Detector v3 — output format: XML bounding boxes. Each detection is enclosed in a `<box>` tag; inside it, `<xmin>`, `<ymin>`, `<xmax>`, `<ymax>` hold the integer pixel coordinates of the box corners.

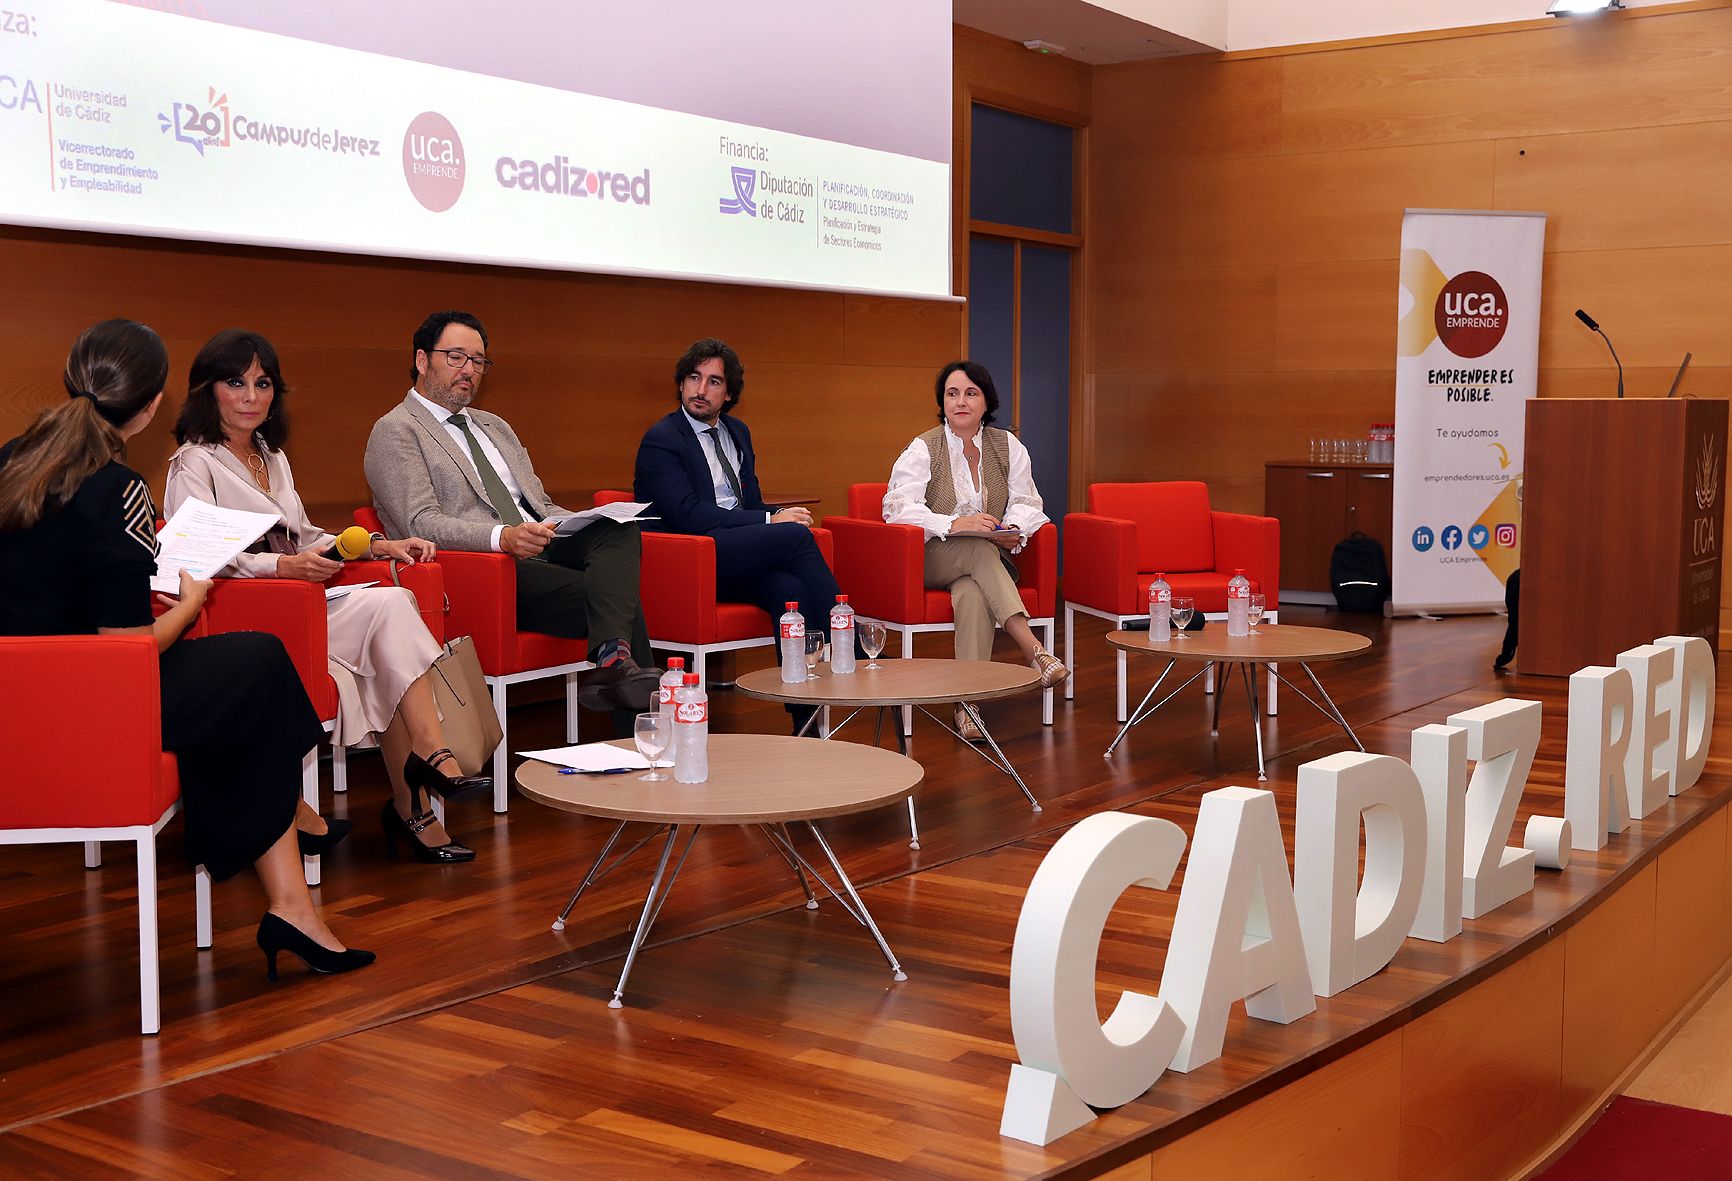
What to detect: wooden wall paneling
<box><xmin>1146</xmin><ymin>1031</ymin><xmax>1403</xmax><ymax>1180</ymax></box>
<box><xmin>1089</xmin><ymin>370</ymin><xmax>1396</xmax><ymax>515</ymax></box>
<box><xmin>1092</xmin><ymin>138</ymin><xmax>1496</xmax><ymax>273</ymax></box>
<box><xmin>1090</xmin><ymin>56</ymin><xmax>1284</xmax><ymax>162</ymax></box>
<box><xmin>842</xmin><ymin>294</ymin><xmax>964</xmax><ymax>369</ymax></box>
<box><xmin>1278</xmin><ymin>9</ymin><xmax>1732</xmax><ymax>153</ymax></box>
<box><xmin>1397</xmin><ymin>937</ymin><xmax>1566</xmax><ymax>1181</ymax></box>
<box><xmin>1536</xmin><ymin>245</ymin><xmax>1732</xmax><ymax>371</ymax></box>
<box><xmin>1559</xmin><ymin>861</ymin><xmax>1663</xmax><ymax>1125</ymax></box>
<box><xmin>1090</xmin><ymin>263</ymin><xmax>1279</xmax><ymax>374</ymax></box>
<box><xmin>1492</xmin><ymin>122</ymin><xmax>1732</xmax><ymax>256</ymax></box>
<box><xmin>1273</xmin><ymin>259</ymin><xmax>1398</xmax><ymax>372</ymax></box>
<box><xmin>1653</xmin><ymin>806</ymin><xmax>1731</xmax><ymax>1020</ymax></box>
<box><xmin>953</xmin><ymin>26</ymin><xmax>1092</xmax><ymax>128</ymax></box>
<box><xmin>1539</xmin><ymin>366</ymin><xmax>1732</xmax><ymax>402</ymax></box>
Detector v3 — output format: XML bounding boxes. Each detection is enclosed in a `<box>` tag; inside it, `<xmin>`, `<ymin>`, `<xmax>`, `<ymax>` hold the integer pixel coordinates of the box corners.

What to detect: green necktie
<box><xmin>704</xmin><ymin>426</ymin><xmax>746</xmax><ymax>504</ymax></box>
<box><xmin>449</xmin><ymin>414</ymin><xmax>524</xmax><ymax>526</ymax></box>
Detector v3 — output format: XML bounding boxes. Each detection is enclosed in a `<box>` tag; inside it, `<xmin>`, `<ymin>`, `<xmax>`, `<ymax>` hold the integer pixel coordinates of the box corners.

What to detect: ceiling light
<box><xmin>1547</xmin><ymin>0</ymin><xmax>1624</xmax><ymax>15</ymax></box>
<box><xmin>1022</xmin><ymin>39</ymin><xmax>1066</xmax><ymax>55</ymax></box>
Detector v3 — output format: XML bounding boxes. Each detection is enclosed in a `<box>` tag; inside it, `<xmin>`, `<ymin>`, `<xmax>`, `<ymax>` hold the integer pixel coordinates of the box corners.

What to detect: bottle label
<box><xmin>660</xmin><ymin>685</ymin><xmax>676</xmax><ymax>705</ymax></box>
<box><xmin>830</xmin><ymin>613</ymin><xmax>853</xmax><ymax>632</ymax></box>
<box><xmin>676</xmin><ymin>700</ymin><xmax>708</xmax><ymax>724</ymax></box>
<box><xmin>1229</xmin><ymin>583</ymin><xmax>1249</xmax><ymax>600</ymax></box>
<box><xmin>1152</xmin><ymin>587</ymin><xmax>1171</xmax><ymax>604</ymax></box>
<box><xmin>780</xmin><ymin>620</ymin><xmax>805</xmax><ymax>640</ymax></box>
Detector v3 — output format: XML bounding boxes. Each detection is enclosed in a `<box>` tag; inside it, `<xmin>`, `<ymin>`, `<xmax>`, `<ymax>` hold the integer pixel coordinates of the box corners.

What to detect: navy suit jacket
<box><xmin>634</xmin><ymin>411</ymin><xmax>768</xmax><ymax>535</ymax></box>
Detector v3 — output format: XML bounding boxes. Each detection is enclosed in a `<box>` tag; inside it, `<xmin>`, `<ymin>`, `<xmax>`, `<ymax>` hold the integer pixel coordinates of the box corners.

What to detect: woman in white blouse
<box><xmin>882</xmin><ymin>361</ymin><xmax>1068</xmax><ymax>740</ymax></box>
<box><xmin>165</xmin><ymin>329</ymin><xmax>486</xmax><ymax>864</ymax></box>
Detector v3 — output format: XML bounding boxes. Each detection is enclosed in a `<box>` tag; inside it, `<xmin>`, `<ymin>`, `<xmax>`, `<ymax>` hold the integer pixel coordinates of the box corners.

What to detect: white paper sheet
<box><xmin>547</xmin><ymin>502</ymin><xmax>658</xmax><ymax>536</ymax></box>
<box><xmin>325</xmin><ymin>581</ymin><xmax>379</xmax><ymax>602</ymax></box>
<box><xmin>151</xmin><ymin>497</ymin><xmax>281</xmax><ymax>593</ymax></box>
<box><xmin>517</xmin><ymin>743</ymin><xmax>655</xmax><ymax>771</ymax></box>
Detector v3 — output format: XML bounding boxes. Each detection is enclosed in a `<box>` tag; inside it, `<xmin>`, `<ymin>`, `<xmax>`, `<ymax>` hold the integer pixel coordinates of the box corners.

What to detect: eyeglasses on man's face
<box><xmin>430</xmin><ymin>348</ymin><xmax>494</xmax><ymax>373</ymax></box>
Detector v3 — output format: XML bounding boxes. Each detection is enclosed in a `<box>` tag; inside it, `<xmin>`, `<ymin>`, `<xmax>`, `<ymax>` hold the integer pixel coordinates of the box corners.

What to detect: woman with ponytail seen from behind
<box><xmin>0</xmin><ymin>319</ymin><xmax>374</xmax><ymax>983</ymax></box>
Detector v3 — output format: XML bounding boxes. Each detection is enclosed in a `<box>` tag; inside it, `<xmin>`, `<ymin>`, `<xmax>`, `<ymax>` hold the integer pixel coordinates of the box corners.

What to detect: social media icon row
<box><xmin>1412</xmin><ymin>523</ymin><xmax>1518</xmax><ymax>552</ymax></box>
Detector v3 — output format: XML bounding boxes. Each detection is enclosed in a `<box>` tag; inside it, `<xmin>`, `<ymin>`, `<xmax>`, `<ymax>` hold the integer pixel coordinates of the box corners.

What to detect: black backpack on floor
<box><xmin>1330</xmin><ymin>533</ymin><xmax>1389</xmax><ymax>613</ymax></box>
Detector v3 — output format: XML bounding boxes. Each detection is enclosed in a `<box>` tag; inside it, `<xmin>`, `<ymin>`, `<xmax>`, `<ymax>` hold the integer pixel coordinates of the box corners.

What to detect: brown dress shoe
<box><xmin>577</xmin><ymin>655</ymin><xmax>662</xmax><ymax>712</ymax></box>
<box><xmin>1032</xmin><ymin>648</ymin><xmax>1069</xmax><ymax>688</ymax></box>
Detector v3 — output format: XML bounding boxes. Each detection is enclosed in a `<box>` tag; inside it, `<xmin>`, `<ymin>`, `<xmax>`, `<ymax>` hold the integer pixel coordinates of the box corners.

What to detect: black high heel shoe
<box><xmin>405</xmin><ymin>749</ymin><xmax>492</xmax><ymax>802</ymax></box>
<box><xmin>296</xmin><ymin>816</ymin><xmax>353</xmax><ymax>857</ymax></box>
<box><xmin>256</xmin><ymin>913</ymin><xmax>375</xmax><ymax>981</ymax></box>
<box><xmin>380</xmin><ymin>799</ymin><xmax>476</xmax><ymax>863</ymax></box>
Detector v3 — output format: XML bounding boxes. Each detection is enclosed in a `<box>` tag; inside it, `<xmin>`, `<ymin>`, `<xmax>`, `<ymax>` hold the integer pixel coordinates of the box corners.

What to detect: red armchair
<box><xmin>199</xmin><ymin>557</ymin><xmax>446</xmax><ymax>875</ymax></box>
<box><xmin>594</xmin><ymin>491</ymin><xmax>835</xmax><ymax>682</ymax></box>
<box><xmin>356</xmin><ymin>507</ymin><xmax>590</xmax><ymax>813</ymax></box>
<box><xmin>0</xmin><ymin>635</ymin><xmax>213</xmax><ymax>1034</ymax></box>
<box><xmin>1064</xmin><ymin>482</ymin><xmax>1280</xmax><ymax>720</ymax></box>
<box><xmin>826</xmin><ymin>483</ymin><xmax>1060</xmax><ymax>728</ymax></box>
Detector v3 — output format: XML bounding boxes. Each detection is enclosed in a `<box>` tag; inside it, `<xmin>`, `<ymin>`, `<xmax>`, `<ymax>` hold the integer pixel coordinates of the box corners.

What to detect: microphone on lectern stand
<box><xmin>1574</xmin><ymin>308</ymin><xmax>1624</xmax><ymax>399</ymax></box>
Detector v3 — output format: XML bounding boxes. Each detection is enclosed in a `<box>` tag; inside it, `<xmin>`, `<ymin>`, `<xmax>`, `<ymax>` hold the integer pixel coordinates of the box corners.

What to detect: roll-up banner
<box><xmin>1391</xmin><ymin>209</ymin><xmax>1546</xmax><ymax>616</ymax></box>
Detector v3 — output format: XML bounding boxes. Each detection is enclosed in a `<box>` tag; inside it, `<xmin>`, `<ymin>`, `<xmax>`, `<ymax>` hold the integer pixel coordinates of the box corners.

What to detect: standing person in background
<box><xmin>882</xmin><ymin>360</ymin><xmax>1067</xmax><ymax>740</ymax></box>
<box><xmin>166</xmin><ymin>328</ymin><xmax>488</xmax><ymax>865</ymax></box>
<box><xmin>0</xmin><ymin>319</ymin><xmax>373</xmax><ymax>980</ymax></box>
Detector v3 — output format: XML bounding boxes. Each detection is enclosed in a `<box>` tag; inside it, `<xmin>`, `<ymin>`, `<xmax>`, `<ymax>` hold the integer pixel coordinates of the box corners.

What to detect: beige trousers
<box><xmin>923</xmin><ymin>537</ymin><xmax>1028</xmax><ymax>662</ymax></box>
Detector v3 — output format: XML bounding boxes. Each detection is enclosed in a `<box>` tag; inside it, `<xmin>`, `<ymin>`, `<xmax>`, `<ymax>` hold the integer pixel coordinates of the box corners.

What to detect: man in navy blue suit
<box><xmin>633</xmin><ymin>338</ymin><xmax>845</xmax><ymax>681</ymax></box>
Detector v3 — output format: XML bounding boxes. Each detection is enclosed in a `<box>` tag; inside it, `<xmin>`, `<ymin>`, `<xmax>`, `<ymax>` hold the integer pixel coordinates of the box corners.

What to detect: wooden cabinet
<box><xmin>1264</xmin><ymin>462</ymin><xmax>1394</xmax><ymax>596</ymax></box>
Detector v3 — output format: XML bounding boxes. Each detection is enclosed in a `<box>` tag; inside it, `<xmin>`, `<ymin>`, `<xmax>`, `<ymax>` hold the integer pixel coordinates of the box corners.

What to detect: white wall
<box><xmin>1222</xmin><ymin>0</ymin><xmax>1674</xmax><ymax>52</ymax></box>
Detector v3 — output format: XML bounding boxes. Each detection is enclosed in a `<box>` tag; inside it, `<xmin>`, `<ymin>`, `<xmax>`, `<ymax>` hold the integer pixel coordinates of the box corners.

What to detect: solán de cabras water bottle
<box><xmin>779</xmin><ymin>601</ymin><xmax>807</xmax><ymax>683</ymax></box>
<box><xmin>658</xmin><ymin>656</ymin><xmax>686</xmax><ymax>730</ymax></box>
<box><xmin>673</xmin><ymin>672</ymin><xmax>708</xmax><ymax>783</ymax></box>
<box><xmin>1227</xmin><ymin>569</ymin><xmax>1251</xmax><ymax>637</ymax></box>
<box><xmin>829</xmin><ymin>594</ymin><xmax>856</xmax><ymax>675</ymax></box>
<box><xmin>1149</xmin><ymin>572</ymin><xmax>1173</xmax><ymax>642</ymax></box>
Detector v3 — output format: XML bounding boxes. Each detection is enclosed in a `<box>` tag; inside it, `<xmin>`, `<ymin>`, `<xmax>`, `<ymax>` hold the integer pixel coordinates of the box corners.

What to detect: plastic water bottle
<box><xmin>829</xmin><ymin>594</ymin><xmax>856</xmax><ymax>675</ymax></box>
<box><xmin>779</xmin><ymin>600</ymin><xmax>807</xmax><ymax>683</ymax></box>
<box><xmin>673</xmin><ymin>672</ymin><xmax>708</xmax><ymax>783</ymax></box>
<box><xmin>1149</xmin><ymin>572</ymin><xmax>1172</xmax><ymax>642</ymax></box>
<box><xmin>658</xmin><ymin>656</ymin><xmax>686</xmax><ymax>730</ymax></box>
<box><xmin>1227</xmin><ymin>569</ymin><xmax>1251</xmax><ymax>637</ymax></box>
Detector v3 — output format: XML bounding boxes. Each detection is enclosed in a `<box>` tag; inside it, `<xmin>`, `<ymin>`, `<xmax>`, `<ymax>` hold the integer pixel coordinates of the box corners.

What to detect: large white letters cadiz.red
<box><xmin>1448</xmin><ymin>699</ymin><xmax>1541</xmax><ymax>919</ymax></box>
<box><xmin>1160</xmin><ymin>787</ymin><xmax>1314</xmax><ymax>1072</ymax></box>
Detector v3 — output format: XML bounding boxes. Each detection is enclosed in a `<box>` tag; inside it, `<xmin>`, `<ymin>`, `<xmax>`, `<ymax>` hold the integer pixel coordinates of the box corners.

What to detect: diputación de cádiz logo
<box><xmin>719</xmin><ymin>165</ymin><xmax>757</xmax><ymax>216</ymax></box>
<box><xmin>1398</xmin><ymin>250</ymin><xmax>1510</xmax><ymax>359</ymax></box>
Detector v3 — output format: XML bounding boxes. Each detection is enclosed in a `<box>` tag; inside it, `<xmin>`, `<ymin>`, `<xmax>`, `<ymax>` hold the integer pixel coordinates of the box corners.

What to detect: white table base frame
<box><xmin>1064</xmin><ymin>603</ymin><xmax>1279</xmax><ymax>721</ymax></box>
<box><xmin>1105</xmin><ymin>658</ymin><xmax>1360</xmax><ymax>780</ymax></box>
<box><xmin>550</xmin><ymin>818</ymin><xmax>905</xmax><ymax>1008</ymax></box>
<box><xmin>797</xmin><ymin>701</ymin><xmax>1042</xmax><ymax>851</ymax></box>
<box><xmin>486</xmin><ymin>660</ymin><xmax>593</xmax><ymax>813</ymax></box>
<box><xmin>853</xmin><ymin>615</ymin><xmax>1056</xmax><ymax>734</ymax></box>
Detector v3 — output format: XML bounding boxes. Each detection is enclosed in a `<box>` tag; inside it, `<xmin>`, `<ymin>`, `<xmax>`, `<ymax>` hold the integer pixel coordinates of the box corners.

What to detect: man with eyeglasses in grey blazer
<box><xmin>364</xmin><ymin>309</ymin><xmax>660</xmax><ymax>715</ymax></box>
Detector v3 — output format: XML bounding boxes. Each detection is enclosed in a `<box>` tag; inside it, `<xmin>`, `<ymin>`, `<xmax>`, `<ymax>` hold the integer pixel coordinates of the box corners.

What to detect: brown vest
<box><xmin>920</xmin><ymin>425</ymin><xmax>1011</xmax><ymax>519</ymax></box>
<box><xmin>920</xmin><ymin>425</ymin><xmax>1018</xmax><ymax>578</ymax></box>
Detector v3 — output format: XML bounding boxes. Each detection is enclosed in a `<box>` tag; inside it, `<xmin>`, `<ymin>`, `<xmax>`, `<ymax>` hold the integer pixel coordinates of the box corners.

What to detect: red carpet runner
<box><xmin>1539</xmin><ymin>1097</ymin><xmax>1732</xmax><ymax>1179</ymax></box>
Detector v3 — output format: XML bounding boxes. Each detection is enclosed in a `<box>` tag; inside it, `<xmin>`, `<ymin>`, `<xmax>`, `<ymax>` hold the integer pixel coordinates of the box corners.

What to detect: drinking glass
<box><xmin>633</xmin><ymin>713</ymin><xmax>669</xmax><ymax>781</ymax></box>
<box><xmin>1248</xmin><ymin>593</ymin><xmax>1267</xmax><ymax>629</ymax></box>
<box><xmin>860</xmin><ymin>620</ymin><xmax>886</xmax><ymax>669</ymax></box>
<box><xmin>1170</xmin><ymin>596</ymin><xmax>1195</xmax><ymax>636</ymax></box>
<box><xmin>805</xmin><ymin>631</ymin><xmax>826</xmax><ymax>678</ymax></box>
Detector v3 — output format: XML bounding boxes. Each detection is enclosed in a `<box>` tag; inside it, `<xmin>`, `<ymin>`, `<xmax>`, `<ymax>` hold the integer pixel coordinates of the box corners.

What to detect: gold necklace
<box><xmin>226</xmin><ymin>440</ymin><xmax>270</xmax><ymax>492</ymax></box>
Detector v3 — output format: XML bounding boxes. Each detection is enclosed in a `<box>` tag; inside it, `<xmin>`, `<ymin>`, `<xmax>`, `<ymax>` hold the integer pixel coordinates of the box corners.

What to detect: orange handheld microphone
<box><xmin>321</xmin><ymin>525</ymin><xmax>374</xmax><ymax>562</ymax></box>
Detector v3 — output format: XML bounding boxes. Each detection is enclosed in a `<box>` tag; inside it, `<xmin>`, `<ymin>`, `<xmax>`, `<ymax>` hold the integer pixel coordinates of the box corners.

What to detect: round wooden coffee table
<box><xmin>518</xmin><ymin>734</ymin><xmax>920</xmax><ymax>1008</ymax></box>
<box><xmin>1105</xmin><ymin>624</ymin><xmax>1373</xmax><ymax>778</ymax></box>
<box><xmin>735</xmin><ymin>659</ymin><xmax>1044</xmax><ymax>849</ymax></box>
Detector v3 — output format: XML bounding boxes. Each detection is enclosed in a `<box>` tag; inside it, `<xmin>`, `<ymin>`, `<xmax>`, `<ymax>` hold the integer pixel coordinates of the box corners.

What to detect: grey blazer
<box><xmin>363</xmin><ymin>393</ymin><xmax>569</xmax><ymax>552</ymax></box>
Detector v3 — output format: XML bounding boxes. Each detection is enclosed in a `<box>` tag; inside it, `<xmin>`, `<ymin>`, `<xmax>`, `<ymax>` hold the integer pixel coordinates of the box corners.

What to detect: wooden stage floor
<box><xmin>2</xmin><ymin>609</ymin><xmax>1723</xmax><ymax>1178</ymax></box>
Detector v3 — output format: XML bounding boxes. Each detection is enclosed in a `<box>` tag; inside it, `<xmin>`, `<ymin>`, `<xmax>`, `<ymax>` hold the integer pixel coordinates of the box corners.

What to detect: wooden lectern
<box><xmin>1519</xmin><ymin>398</ymin><xmax>1727</xmax><ymax>676</ymax></box>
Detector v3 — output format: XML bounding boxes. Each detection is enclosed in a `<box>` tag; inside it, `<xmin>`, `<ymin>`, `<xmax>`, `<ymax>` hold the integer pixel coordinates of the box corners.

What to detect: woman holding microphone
<box><xmin>165</xmin><ymin>329</ymin><xmax>486</xmax><ymax>864</ymax></box>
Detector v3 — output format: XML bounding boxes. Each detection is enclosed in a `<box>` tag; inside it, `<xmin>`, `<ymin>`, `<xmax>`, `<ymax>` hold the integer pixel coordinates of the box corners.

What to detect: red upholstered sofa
<box><xmin>1063</xmin><ymin>482</ymin><xmax>1279</xmax><ymax>720</ymax></box>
